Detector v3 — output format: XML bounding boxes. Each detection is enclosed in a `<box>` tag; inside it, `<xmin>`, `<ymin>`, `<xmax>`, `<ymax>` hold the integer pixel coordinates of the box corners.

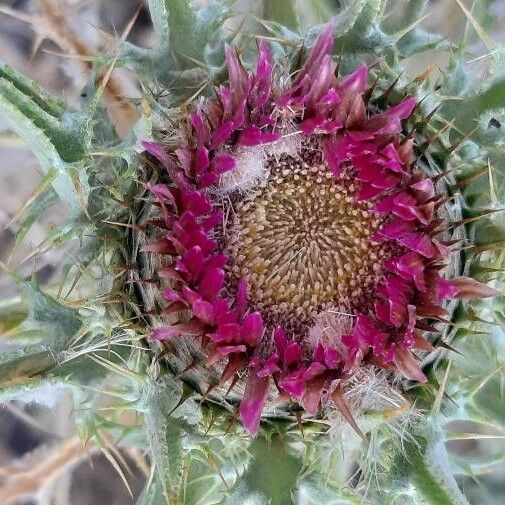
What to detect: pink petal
<box><xmin>194</xmin><ymin>145</ymin><xmax>210</xmax><ymax>174</ymax></box>
<box><xmin>400</xmin><ymin>233</ymin><xmax>437</xmax><ymax>258</ymax></box>
<box><xmin>339</xmin><ymin>65</ymin><xmax>368</xmax><ymax>95</ymax></box>
<box><xmin>179</xmin><ymin>230</ymin><xmax>216</xmax><ymax>256</ymax></box>
<box><xmin>301</xmin><ymin>375</ymin><xmax>326</xmax><ymax>415</ymax></box>
<box><xmin>393</xmin><ymin>348</ymin><xmax>427</xmax><ymax>383</ymax></box>
<box><xmin>141</xmin><ymin>140</ymin><xmax>187</xmax><ymax>188</ymax></box>
<box><xmin>198</xmin><ymin>267</ymin><xmax>225</xmax><ymax>300</ymax></box>
<box><xmin>241</xmin><ymin>312</ymin><xmax>264</xmax><ymax>347</ymax></box>
<box><xmin>163</xmin><ymin>288</ymin><xmax>184</xmax><ymax>303</ymax></box>
<box><xmin>239</xmin><ymin>372</ymin><xmax>270</xmax><ymax>436</ymax></box>
<box><xmin>394</xmin><ymin>252</ymin><xmax>426</xmax><ymax>291</ymax></box>
<box><xmin>180</xmin><ymin>189</ymin><xmax>211</xmax><ymax>216</ymax></box>
<box><xmin>306</xmin><ymin>54</ymin><xmax>334</xmax><ymax>104</ymax></box>
<box><xmin>190</xmin><ymin>112</ymin><xmax>210</xmax><ymax>145</ymax></box>
<box><xmin>235</xmin><ymin>279</ymin><xmax>248</xmax><ymax>320</ymax></box>
<box><xmin>365</xmin><ymin>97</ymin><xmax>417</xmax><ymax>135</ymax></box>
<box><xmin>203</xmin><ymin>253</ymin><xmax>228</xmax><ymax>271</ymax></box>
<box><xmin>300</xmin><ymin>115</ymin><xmax>325</xmax><ymax>134</ymax></box>
<box><xmin>298</xmin><ymin>22</ymin><xmax>335</xmax><ymax>84</ymax></box>
<box><xmin>192</xmin><ymin>299</ymin><xmax>215</xmax><ymax>325</ymax></box>
<box><xmin>202</xmin><ymin>210</ymin><xmax>223</xmax><ymax>232</ymax></box>
<box><xmin>322</xmin><ymin>137</ymin><xmax>342</xmax><ymax>176</ymax></box>
<box><xmin>388</xmin><ymin>97</ymin><xmax>417</xmax><ymax>120</ymax></box>
<box><xmin>181</xmin><ymin>286</ymin><xmax>201</xmax><ymax>305</ymax></box>
<box><xmin>211</xmin><ymin>322</ymin><xmax>240</xmax><ymax>342</ymax></box>
<box><xmin>198</xmin><ymin>172</ymin><xmax>219</xmax><ymax>188</ymax></box>
<box><xmin>214</xmin><ymin>307</ymin><xmax>236</xmax><ymax>327</ymax></box>
<box><xmin>304</xmin><ymin>361</ymin><xmax>326</xmax><ymax>380</ymax></box>
<box><xmin>375</xmin><ymin>302</ymin><xmax>391</xmax><ymax>325</ymax></box>
<box><xmin>273</xmin><ymin>326</ymin><xmax>288</xmax><ymax>356</ymax></box>
<box><xmin>178</xmin><ymin>246</ymin><xmax>204</xmax><ymax>280</ymax></box>
<box><xmin>449</xmin><ymin>277</ymin><xmax>501</xmax><ymax>299</ymax></box>
<box><xmin>217</xmin><ymin>344</ymin><xmax>247</xmax><ymax>356</ymax></box>
<box><xmin>278</xmin><ymin>369</ymin><xmax>306</xmax><ymax>397</ymax></box>
<box><xmin>225</xmin><ymin>44</ymin><xmax>249</xmax><ymax>101</ymax></box>
<box><xmin>211</xmin><ymin>121</ymin><xmax>235</xmax><ymax>148</ymax></box>
<box><xmin>379</xmin><ymin>219</ymin><xmax>413</xmax><ymax>240</ymax></box>
<box><xmin>211</xmin><ymin>154</ymin><xmax>236</xmax><ymax>174</ymax></box>
<box><xmin>159</xmin><ymin>267</ymin><xmax>183</xmax><ymax>282</ymax></box>
<box><xmin>147</xmin><ymin>183</ymin><xmax>176</xmax><ymax>207</ymax></box>
<box><xmin>312</xmin><ymin>343</ymin><xmax>326</xmax><ymax>364</ymax></box>
<box><xmin>177</xmin><ymin>211</ymin><xmax>198</xmax><ymax>231</ymax></box>
<box><xmin>151</xmin><ymin>321</ymin><xmax>204</xmax><ymax>341</ymax></box>
<box><xmin>435</xmin><ymin>277</ymin><xmax>459</xmax><ymax>299</ymax></box>
<box><xmin>237</xmin><ymin>126</ymin><xmax>280</xmax><ymax>146</ymax></box>
<box><xmin>220</xmin><ymin>354</ymin><xmax>248</xmax><ymax>384</ymax></box>
<box><xmin>176</xmin><ymin>148</ymin><xmax>193</xmax><ymax>176</ymax></box>
<box><xmin>257</xmin><ymin>356</ymin><xmax>280</xmax><ymax>377</ymax></box>
<box><xmin>284</xmin><ymin>342</ymin><xmax>303</xmax><ymax>366</ymax></box>
<box><xmin>251</xmin><ymin>40</ymin><xmax>273</xmax><ymax>108</ymax></box>
<box><xmin>324</xmin><ymin>347</ymin><xmax>342</xmax><ymax>369</ymax></box>
<box><xmin>318</xmin><ymin>88</ymin><xmax>341</xmax><ymax>106</ymax></box>
<box><xmin>411</xmin><ymin>178</ymin><xmax>435</xmax><ymax>201</ymax></box>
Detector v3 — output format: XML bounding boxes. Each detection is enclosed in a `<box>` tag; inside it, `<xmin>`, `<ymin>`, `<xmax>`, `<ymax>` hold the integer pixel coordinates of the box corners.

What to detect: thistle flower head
<box><xmin>142</xmin><ymin>24</ymin><xmax>498</xmax><ymax>436</ymax></box>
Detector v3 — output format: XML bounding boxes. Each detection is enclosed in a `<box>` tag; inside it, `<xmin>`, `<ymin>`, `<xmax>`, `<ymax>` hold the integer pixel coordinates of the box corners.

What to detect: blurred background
<box><xmin>0</xmin><ymin>1</ymin><xmax>504</xmax><ymax>504</ymax></box>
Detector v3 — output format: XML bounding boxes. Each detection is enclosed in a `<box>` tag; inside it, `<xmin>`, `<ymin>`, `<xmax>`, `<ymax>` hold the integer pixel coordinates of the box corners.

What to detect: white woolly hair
<box><xmin>332</xmin><ymin>368</ymin><xmax>423</xmax><ymax>499</ymax></box>
<box><xmin>263</xmin><ymin>131</ymin><xmax>303</xmax><ymax>160</ymax></box>
<box><xmin>216</xmin><ymin>118</ymin><xmax>303</xmax><ymax>196</ymax></box>
<box><xmin>328</xmin><ymin>367</ymin><xmax>422</xmax><ymax>450</ymax></box>
<box><xmin>217</xmin><ymin>145</ymin><xmax>269</xmax><ymax>194</ymax></box>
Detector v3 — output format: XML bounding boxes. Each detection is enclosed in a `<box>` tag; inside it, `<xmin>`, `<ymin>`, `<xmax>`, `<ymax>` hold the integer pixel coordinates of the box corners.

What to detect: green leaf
<box><xmin>0</xmin><ymin>60</ymin><xmax>90</xmax><ymax>212</ymax></box>
<box><xmin>0</xmin><ymin>345</ymin><xmax>58</xmax><ymax>383</ymax></box>
<box><xmin>392</xmin><ymin>430</ymin><xmax>470</xmax><ymax>505</ymax></box>
<box><xmin>13</xmin><ymin>175</ymin><xmax>59</xmax><ymax>250</ymax></box>
<box><xmin>143</xmin><ymin>375</ymin><xmax>186</xmax><ymax>502</ymax></box>
<box><xmin>226</xmin><ymin>435</ymin><xmax>302</xmax><ymax>505</ymax></box>
<box><xmin>137</xmin><ymin>474</ymin><xmax>168</xmax><ymax>505</ymax></box>
<box><xmin>0</xmin><ymin>91</ymin><xmax>89</xmax><ymax>212</ymax></box>
<box><xmin>0</xmin><ymin>70</ymin><xmax>88</xmax><ymax>162</ymax></box>
<box><xmin>305</xmin><ymin>0</ymin><xmax>391</xmax><ymax>56</ymax></box>
<box><xmin>334</xmin><ymin>0</ymin><xmax>384</xmax><ymax>40</ymax></box>
<box><xmin>381</xmin><ymin>0</ymin><xmax>428</xmax><ymax>33</ymax></box>
<box><xmin>0</xmin><ymin>296</ymin><xmax>27</xmax><ymax>334</ymax></box>
<box><xmin>264</xmin><ymin>0</ymin><xmax>300</xmax><ymax>31</ymax></box>
<box><xmin>148</xmin><ymin>0</ymin><xmax>190</xmax><ymax>51</ymax></box>
<box><xmin>142</xmin><ymin>0</ymin><xmax>230</xmax><ymax>96</ymax></box>
<box><xmin>0</xmin><ymin>60</ymin><xmax>66</xmax><ymax>118</ymax></box>
<box><xmin>21</xmin><ymin>281</ymin><xmax>82</xmax><ymax>351</ymax></box>
<box><xmin>148</xmin><ymin>0</ymin><xmax>229</xmax><ymax>62</ymax></box>
<box><xmin>452</xmin><ymin>79</ymin><xmax>505</xmax><ymax>136</ymax></box>
<box><xmin>297</xmin><ymin>476</ymin><xmax>362</xmax><ymax>505</ymax></box>
<box><xmin>473</xmin><ymin>78</ymin><xmax>505</xmax><ymax>114</ymax></box>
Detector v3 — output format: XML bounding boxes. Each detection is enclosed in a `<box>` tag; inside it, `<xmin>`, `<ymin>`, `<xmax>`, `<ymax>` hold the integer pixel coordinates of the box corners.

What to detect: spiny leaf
<box><xmin>12</xmin><ymin>178</ymin><xmax>59</xmax><ymax>251</ymax></box>
<box><xmin>392</xmin><ymin>434</ymin><xmax>470</xmax><ymax>505</ymax></box>
<box><xmin>264</xmin><ymin>0</ymin><xmax>300</xmax><ymax>32</ymax></box>
<box><xmin>381</xmin><ymin>0</ymin><xmax>428</xmax><ymax>34</ymax></box>
<box><xmin>0</xmin><ymin>296</ymin><xmax>27</xmax><ymax>334</ymax></box>
<box><xmin>143</xmin><ymin>375</ymin><xmax>188</xmax><ymax>501</ymax></box>
<box><xmin>0</xmin><ymin>345</ymin><xmax>58</xmax><ymax>384</ymax></box>
<box><xmin>0</xmin><ymin>68</ymin><xmax>88</xmax><ymax>162</ymax></box>
<box><xmin>0</xmin><ymin>73</ymin><xmax>89</xmax><ymax>212</ymax></box>
<box><xmin>21</xmin><ymin>280</ymin><xmax>82</xmax><ymax>351</ymax></box>
<box><xmin>225</xmin><ymin>435</ymin><xmax>302</xmax><ymax>505</ymax></box>
<box><xmin>0</xmin><ymin>60</ymin><xmax>65</xmax><ymax>117</ymax></box>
